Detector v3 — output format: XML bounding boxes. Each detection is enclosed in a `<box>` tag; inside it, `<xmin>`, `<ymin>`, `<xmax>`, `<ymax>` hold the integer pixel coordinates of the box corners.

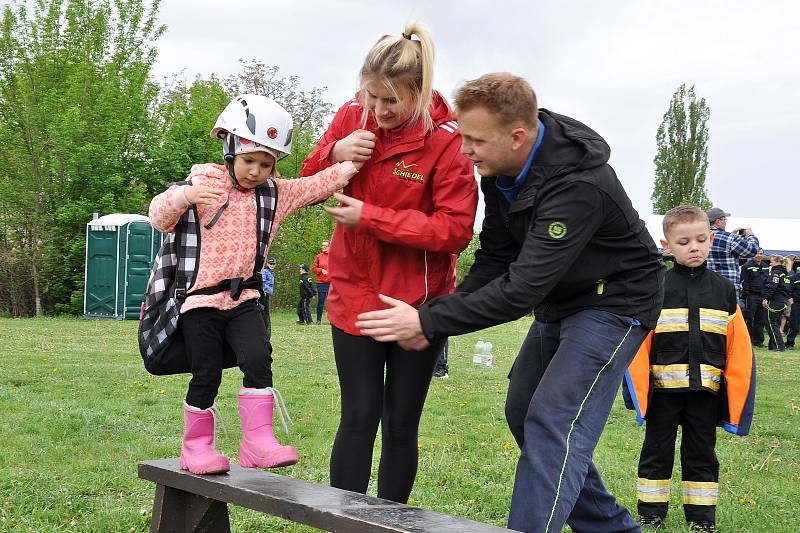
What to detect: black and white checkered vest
<box><xmin>138</xmin><ymin>179</ymin><xmax>277</xmax><ymax>375</ymax></box>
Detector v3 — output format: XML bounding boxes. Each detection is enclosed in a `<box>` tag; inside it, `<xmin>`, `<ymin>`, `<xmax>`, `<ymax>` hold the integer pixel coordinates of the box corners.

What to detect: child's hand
<box><xmin>331</xmin><ymin>129</ymin><xmax>376</xmax><ymax>163</ymax></box>
<box><xmin>184</xmin><ymin>184</ymin><xmax>224</xmax><ymax>206</ymax></box>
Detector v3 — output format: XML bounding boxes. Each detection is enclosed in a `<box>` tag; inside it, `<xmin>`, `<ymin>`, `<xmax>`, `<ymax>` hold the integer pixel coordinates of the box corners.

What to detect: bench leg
<box><xmin>150</xmin><ymin>484</ymin><xmax>230</xmax><ymax>533</ymax></box>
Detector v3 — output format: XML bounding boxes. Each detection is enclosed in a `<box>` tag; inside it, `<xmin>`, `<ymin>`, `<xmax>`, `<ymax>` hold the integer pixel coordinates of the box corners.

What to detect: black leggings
<box><xmin>329</xmin><ymin>326</ymin><xmax>440</xmax><ymax>503</ymax></box>
<box><xmin>182</xmin><ymin>300</ymin><xmax>272</xmax><ymax>409</ymax></box>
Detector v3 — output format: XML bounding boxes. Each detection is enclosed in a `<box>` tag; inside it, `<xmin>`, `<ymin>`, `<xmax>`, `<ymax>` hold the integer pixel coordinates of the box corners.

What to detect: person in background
<box><xmin>763</xmin><ymin>255</ymin><xmax>792</xmax><ymax>351</ymax></box>
<box><xmin>297</xmin><ymin>263</ymin><xmax>314</xmax><ymax>325</ymax></box>
<box><xmin>786</xmin><ymin>262</ymin><xmax>800</xmax><ymax>349</ymax></box>
<box><xmin>706</xmin><ymin>207</ymin><xmax>759</xmax><ymax>302</ymax></box>
<box><xmin>780</xmin><ymin>257</ymin><xmax>793</xmax><ymax>335</ymax></box>
<box><xmin>740</xmin><ymin>248</ymin><xmax>769</xmax><ymax>347</ymax></box>
<box><xmin>312</xmin><ymin>240</ymin><xmax>331</xmax><ymax>325</ymax></box>
<box><xmin>260</xmin><ymin>257</ymin><xmax>277</xmax><ymax>339</ymax></box>
<box><xmin>432</xmin><ymin>339</ymin><xmax>449</xmax><ymax>378</ymax></box>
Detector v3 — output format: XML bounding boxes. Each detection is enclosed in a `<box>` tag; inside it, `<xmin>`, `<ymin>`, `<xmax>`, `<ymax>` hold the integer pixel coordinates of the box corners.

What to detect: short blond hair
<box><xmin>359</xmin><ymin>23</ymin><xmax>435</xmax><ymax>133</ymax></box>
<box><xmin>454</xmin><ymin>72</ymin><xmax>538</xmax><ymax>129</ymax></box>
<box><xmin>662</xmin><ymin>205</ymin><xmax>709</xmax><ymax>238</ymax></box>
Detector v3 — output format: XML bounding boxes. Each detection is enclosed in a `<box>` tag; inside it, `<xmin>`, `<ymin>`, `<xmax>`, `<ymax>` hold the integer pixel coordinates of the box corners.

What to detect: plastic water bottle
<box><xmin>473</xmin><ymin>341</ymin><xmax>494</xmax><ymax>367</ymax></box>
<box><xmin>483</xmin><ymin>342</ymin><xmax>494</xmax><ymax>368</ymax></box>
<box><xmin>472</xmin><ymin>341</ymin><xmax>485</xmax><ymax>365</ymax></box>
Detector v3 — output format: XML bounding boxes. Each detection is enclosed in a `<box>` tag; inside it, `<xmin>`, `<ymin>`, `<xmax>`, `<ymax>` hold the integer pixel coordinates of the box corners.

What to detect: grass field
<box><xmin>0</xmin><ymin>313</ymin><xmax>798</xmax><ymax>532</ymax></box>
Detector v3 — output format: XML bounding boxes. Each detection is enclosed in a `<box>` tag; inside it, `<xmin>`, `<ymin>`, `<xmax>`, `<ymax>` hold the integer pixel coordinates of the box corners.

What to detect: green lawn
<box><xmin>0</xmin><ymin>313</ymin><xmax>797</xmax><ymax>532</ymax></box>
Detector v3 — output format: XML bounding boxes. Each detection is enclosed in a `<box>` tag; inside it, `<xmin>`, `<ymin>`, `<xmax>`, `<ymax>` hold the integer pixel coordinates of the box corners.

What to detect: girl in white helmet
<box><xmin>149</xmin><ymin>94</ymin><xmax>363</xmax><ymax>474</ymax></box>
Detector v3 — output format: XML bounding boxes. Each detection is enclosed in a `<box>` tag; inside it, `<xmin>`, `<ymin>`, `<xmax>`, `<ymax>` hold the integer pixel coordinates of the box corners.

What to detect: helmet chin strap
<box><xmin>225</xmin><ymin>158</ymin><xmax>242</xmax><ymax>189</ymax></box>
<box><xmin>204</xmin><ymin>156</ymin><xmax>238</xmax><ymax>230</ymax></box>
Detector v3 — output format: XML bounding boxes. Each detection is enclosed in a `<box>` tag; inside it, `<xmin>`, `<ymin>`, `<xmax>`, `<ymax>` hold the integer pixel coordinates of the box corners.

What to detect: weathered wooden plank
<box><xmin>139</xmin><ymin>459</ymin><xmax>513</xmax><ymax>533</ymax></box>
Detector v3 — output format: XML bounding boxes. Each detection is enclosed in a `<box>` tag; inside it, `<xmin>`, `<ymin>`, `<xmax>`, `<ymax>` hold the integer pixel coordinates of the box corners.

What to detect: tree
<box><xmin>651</xmin><ymin>84</ymin><xmax>711</xmax><ymax>214</ymax></box>
<box><xmin>0</xmin><ymin>0</ymin><xmax>164</xmax><ymax>315</ymax></box>
<box><xmin>147</xmin><ymin>75</ymin><xmax>230</xmax><ymax>192</ymax></box>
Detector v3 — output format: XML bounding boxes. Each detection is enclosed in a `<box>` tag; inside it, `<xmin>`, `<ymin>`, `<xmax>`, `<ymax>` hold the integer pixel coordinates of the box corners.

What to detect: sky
<box><xmin>145</xmin><ymin>1</ymin><xmax>797</xmax><ymax>220</ymax></box>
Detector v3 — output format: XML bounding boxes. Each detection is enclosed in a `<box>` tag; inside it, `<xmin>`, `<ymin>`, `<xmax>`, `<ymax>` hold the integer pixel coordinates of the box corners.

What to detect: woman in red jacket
<box><xmin>300</xmin><ymin>23</ymin><xmax>477</xmax><ymax>503</ymax></box>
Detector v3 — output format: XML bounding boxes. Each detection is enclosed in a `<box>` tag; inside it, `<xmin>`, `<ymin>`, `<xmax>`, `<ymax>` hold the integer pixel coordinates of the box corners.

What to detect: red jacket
<box><xmin>300</xmin><ymin>91</ymin><xmax>477</xmax><ymax>335</ymax></box>
<box><xmin>312</xmin><ymin>251</ymin><xmax>330</xmax><ymax>284</ymax></box>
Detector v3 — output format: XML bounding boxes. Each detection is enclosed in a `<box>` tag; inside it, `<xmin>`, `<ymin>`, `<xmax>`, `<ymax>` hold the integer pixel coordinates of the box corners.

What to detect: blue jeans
<box><xmin>316</xmin><ymin>283</ymin><xmax>330</xmax><ymax>323</ymax></box>
<box><xmin>505</xmin><ymin>310</ymin><xmax>648</xmax><ymax>533</ymax></box>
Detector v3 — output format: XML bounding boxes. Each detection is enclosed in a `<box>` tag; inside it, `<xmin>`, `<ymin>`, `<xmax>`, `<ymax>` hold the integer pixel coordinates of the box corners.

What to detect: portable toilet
<box><xmin>84</xmin><ymin>213</ymin><xmax>163</xmax><ymax>319</ymax></box>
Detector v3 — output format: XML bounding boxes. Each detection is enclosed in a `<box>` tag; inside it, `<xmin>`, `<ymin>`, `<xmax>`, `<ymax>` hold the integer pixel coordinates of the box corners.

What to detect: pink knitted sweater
<box><xmin>149</xmin><ymin>162</ymin><xmax>356</xmax><ymax>313</ymax></box>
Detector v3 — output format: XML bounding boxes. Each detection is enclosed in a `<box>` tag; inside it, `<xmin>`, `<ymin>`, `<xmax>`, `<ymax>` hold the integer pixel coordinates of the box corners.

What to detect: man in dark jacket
<box><xmin>740</xmin><ymin>248</ymin><xmax>769</xmax><ymax>346</ymax></box>
<box><xmin>356</xmin><ymin>73</ymin><xmax>664</xmax><ymax>533</ymax></box>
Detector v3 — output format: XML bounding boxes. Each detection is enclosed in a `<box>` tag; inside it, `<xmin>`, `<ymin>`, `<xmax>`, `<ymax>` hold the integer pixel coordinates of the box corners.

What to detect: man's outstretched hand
<box><xmin>356</xmin><ymin>294</ymin><xmax>431</xmax><ymax>351</ymax></box>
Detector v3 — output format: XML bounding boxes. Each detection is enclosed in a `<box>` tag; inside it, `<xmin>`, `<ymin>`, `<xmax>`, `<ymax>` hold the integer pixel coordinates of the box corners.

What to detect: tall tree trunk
<box><xmin>32</xmin><ymin>258</ymin><xmax>42</xmax><ymax>317</ymax></box>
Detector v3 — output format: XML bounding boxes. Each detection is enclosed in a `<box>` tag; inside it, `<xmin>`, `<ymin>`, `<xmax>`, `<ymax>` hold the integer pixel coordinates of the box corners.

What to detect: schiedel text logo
<box><xmin>392</xmin><ymin>160</ymin><xmax>425</xmax><ymax>183</ymax></box>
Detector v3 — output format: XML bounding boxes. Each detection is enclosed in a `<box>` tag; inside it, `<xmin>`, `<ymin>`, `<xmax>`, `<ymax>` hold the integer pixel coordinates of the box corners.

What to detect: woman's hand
<box><xmin>183</xmin><ymin>184</ymin><xmax>223</xmax><ymax>206</ymax></box>
<box><xmin>330</xmin><ymin>129</ymin><xmax>376</xmax><ymax>163</ymax></box>
<box><xmin>324</xmin><ymin>192</ymin><xmax>364</xmax><ymax>228</ymax></box>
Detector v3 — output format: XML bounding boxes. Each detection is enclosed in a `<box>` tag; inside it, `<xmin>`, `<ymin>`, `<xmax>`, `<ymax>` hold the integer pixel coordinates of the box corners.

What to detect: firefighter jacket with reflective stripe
<box><xmin>763</xmin><ymin>265</ymin><xmax>791</xmax><ymax>311</ymax></box>
<box><xmin>626</xmin><ymin>261</ymin><xmax>756</xmax><ymax>436</ymax></box>
<box><xmin>740</xmin><ymin>259</ymin><xmax>770</xmax><ymax>299</ymax></box>
<box><xmin>792</xmin><ymin>271</ymin><xmax>800</xmax><ymax>300</ymax></box>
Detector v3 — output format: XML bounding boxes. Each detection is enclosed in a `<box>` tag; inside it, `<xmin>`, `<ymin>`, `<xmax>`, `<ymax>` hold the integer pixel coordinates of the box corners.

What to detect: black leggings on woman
<box><xmin>330</xmin><ymin>326</ymin><xmax>441</xmax><ymax>503</ymax></box>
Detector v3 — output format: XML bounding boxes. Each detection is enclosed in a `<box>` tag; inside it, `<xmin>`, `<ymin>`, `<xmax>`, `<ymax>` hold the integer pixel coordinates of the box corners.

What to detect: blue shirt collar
<box><xmin>496</xmin><ymin>121</ymin><xmax>546</xmax><ymax>203</ymax></box>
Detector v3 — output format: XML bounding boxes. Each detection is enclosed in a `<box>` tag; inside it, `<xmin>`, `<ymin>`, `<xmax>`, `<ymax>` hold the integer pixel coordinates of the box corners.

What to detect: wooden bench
<box><xmin>138</xmin><ymin>458</ymin><xmax>514</xmax><ymax>532</ymax></box>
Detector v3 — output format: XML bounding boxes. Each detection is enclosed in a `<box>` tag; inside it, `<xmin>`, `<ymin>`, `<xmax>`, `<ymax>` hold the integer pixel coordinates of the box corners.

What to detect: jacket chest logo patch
<box><xmin>548</xmin><ymin>221</ymin><xmax>567</xmax><ymax>239</ymax></box>
<box><xmin>392</xmin><ymin>160</ymin><xmax>425</xmax><ymax>184</ymax></box>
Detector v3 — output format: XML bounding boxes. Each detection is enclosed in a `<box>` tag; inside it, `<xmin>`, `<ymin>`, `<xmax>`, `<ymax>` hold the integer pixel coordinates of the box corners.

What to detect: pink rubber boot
<box><xmin>179</xmin><ymin>402</ymin><xmax>230</xmax><ymax>474</ymax></box>
<box><xmin>238</xmin><ymin>388</ymin><xmax>298</xmax><ymax>468</ymax></box>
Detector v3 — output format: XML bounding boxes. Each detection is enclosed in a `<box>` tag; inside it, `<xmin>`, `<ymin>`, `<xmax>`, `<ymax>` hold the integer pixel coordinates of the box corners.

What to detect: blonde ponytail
<box><xmin>358</xmin><ymin>22</ymin><xmax>436</xmax><ymax>132</ymax></box>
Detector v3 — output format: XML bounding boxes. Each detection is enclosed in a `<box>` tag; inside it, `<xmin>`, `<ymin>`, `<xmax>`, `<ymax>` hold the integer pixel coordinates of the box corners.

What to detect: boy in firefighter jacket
<box><xmin>625</xmin><ymin>206</ymin><xmax>756</xmax><ymax>533</ymax></box>
<box><xmin>146</xmin><ymin>94</ymin><xmax>362</xmax><ymax>475</ymax></box>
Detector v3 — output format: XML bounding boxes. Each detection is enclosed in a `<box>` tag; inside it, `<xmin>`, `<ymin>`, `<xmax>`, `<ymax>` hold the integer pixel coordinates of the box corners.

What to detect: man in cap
<box><xmin>297</xmin><ymin>263</ymin><xmax>314</xmax><ymax>325</ymax></box>
<box><xmin>706</xmin><ymin>207</ymin><xmax>759</xmax><ymax>299</ymax></box>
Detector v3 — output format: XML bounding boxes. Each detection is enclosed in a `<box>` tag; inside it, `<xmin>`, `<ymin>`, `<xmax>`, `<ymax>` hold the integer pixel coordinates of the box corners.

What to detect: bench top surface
<box><xmin>139</xmin><ymin>458</ymin><xmax>512</xmax><ymax>533</ymax></box>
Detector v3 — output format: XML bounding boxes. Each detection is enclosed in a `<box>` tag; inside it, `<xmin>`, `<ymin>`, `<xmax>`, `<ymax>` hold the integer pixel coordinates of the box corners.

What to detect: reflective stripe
<box><xmin>699</xmin><ymin>308</ymin><xmax>732</xmax><ymax>335</ymax></box>
<box><xmin>652</xmin><ymin>364</ymin><xmax>689</xmax><ymax>388</ymax></box>
<box><xmin>682</xmin><ymin>481</ymin><xmax>718</xmax><ymax>505</ymax></box>
<box><xmin>637</xmin><ymin>478</ymin><xmax>671</xmax><ymax>503</ymax></box>
<box><xmin>652</xmin><ymin>363</ymin><xmax>721</xmax><ymax>391</ymax></box>
<box><xmin>700</xmin><ymin>364</ymin><xmax>722</xmax><ymax>392</ymax></box>
<box><xmin>655</xmin><ymin>308</ymin><xmax>689</xmax><ymax>333</ymax></box>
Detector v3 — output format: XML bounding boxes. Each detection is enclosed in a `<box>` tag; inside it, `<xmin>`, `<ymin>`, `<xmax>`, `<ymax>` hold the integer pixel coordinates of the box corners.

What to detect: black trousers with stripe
<box><xmin>637</xmin><ymin>391</ymin><xmax>719</xmax><ymax>523</ymax></box>
<box><xmin>766</xmin><ymin>308</ymin><xmax>785</xmax><ymax>350</ymax></box>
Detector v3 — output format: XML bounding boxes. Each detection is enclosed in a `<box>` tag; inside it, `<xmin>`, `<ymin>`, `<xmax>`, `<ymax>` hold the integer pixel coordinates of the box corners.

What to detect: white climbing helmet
<box><xmin>210</xmin><ymin>94</ymin><xmax>293</xmax><ymax>161</ymax></box>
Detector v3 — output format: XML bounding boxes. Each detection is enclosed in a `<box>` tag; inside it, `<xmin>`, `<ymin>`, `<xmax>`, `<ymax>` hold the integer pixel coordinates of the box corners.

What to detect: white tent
<box><xmin>646</xmin><ymin>215</ymin><xmax>800</xmax><ymax>255</ymax></box>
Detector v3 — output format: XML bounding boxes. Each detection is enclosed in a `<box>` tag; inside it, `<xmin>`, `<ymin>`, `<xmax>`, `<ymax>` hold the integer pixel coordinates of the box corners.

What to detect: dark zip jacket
<box><xmin>626</xmin><ymin>262</ymin><xmax>756</xmax><ymax>436</ymax></box>
<box><xmin>299</xmin><ymin>273</ymin><xmax>314</xmax><ymax>300</ymax></box>
<box><xmin>740</xmin><ymin>259</ymin><xmax>770</xmax><ymax>299</ymax></box>
<box><xmin>419</xmin><ymin>109</ymin><xmax>664</xmax><ymax>338</ymax></box>
<box><xmin>792</xmin><ymin>271</ymin><xmax>800</xmax><ymax>301</ymax></box>
<box><xmin>763</xmin><ymin>265</ymin><xmax>791</xmax><ymax>310</ymax></box>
